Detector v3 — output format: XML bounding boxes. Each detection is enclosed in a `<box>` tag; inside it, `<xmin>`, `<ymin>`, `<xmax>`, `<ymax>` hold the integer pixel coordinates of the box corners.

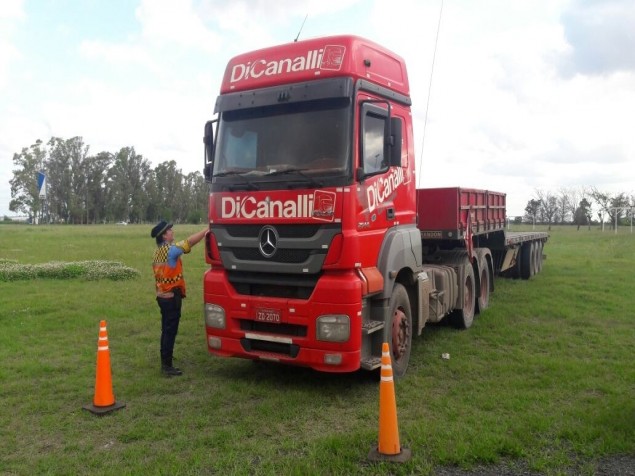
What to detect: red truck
<box><xmin>202</xmin><ymin>35</ymin><xmax>548</xmax><ymax>376</ymax></box>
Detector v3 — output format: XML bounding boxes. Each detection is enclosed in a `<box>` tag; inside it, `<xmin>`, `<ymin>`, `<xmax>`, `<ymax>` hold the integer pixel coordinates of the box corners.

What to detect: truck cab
<box><xmin>203</xmin><ymin>35</ymin><xmax>421</xmax><ymax>374</ymax></box>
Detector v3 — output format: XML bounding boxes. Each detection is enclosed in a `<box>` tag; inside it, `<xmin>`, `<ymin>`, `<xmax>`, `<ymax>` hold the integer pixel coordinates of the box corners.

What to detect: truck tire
<box><xmin>477</xmin><ymin>262</ymin><xmax>490</xmax><ymax>313</ymax></box>
<box><xmin>520</xmin><ymin>242</ymin><xmax>535</xmax><ymax>280</ymax></box>
<box><xmin>451</xmin><ymin>264</ymin><xmax>476</xmax><ymax>329</ymax></box>
<box><xmin>388</xmin><ymin>283</ymin><xmax>412</xmax><ymax>378</ymax></box>
<box><xmin>535</xmin><ymin>241</ymin><xmax>543</xmax><ymax>274</ymax></box>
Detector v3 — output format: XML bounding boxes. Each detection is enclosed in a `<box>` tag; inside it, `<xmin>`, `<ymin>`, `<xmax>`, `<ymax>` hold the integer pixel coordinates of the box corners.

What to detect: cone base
<box><xmin>82</xmin><ymin>400</ymin><xmax>126</xmax><ymax>415</ymax></box>
<box><xmin>368</xmin><ymin>446</ymin><xmax>412</xmax><ymax>463</ymax></box>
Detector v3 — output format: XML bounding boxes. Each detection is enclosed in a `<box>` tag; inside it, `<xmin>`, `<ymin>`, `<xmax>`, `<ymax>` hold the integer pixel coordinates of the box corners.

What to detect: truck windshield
<box><xmin>213</xmin><ymin>98</ymin><xmax>351</xmax><ymax>184</ymax></box>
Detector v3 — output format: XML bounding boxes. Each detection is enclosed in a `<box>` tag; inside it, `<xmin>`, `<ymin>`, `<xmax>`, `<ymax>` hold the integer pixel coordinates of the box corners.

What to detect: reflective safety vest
<box><xmin>153</xmin><ymin>241</ymin><xmax>189</xmax><ymax>297</ymax></box>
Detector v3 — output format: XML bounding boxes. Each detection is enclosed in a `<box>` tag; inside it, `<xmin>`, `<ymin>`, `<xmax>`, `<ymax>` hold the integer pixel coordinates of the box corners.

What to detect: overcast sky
<box><xmin>1</xmin><ymin>0</ymin><xmax>634</xmax><ymax>217</ymax></box>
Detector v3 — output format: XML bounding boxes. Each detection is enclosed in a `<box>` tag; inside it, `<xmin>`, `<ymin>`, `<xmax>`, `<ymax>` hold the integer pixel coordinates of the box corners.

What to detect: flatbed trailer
<box><xmin>417</xmin><ymin>187</ymin><xmax>548</xmax><ymax>279</ymax></box>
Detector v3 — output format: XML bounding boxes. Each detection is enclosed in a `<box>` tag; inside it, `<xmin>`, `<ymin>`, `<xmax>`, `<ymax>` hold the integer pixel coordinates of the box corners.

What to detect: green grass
<box><xmin>0</xmin><ymin>224</ymin><xmax>633</xmax><ymax>475</ymax></box>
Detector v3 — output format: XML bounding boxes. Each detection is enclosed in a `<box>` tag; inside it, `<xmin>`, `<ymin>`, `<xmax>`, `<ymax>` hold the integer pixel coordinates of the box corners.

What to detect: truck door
<box><xmin>355</xmin><ymin>100</ymin><xmax>414</xmax><ymax>266</ymax></box>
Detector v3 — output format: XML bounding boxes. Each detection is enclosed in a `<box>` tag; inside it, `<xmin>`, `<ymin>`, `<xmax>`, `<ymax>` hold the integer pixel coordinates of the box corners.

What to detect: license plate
<box><xmin>256</xmin><ymin>308</ymin><xmax>281</xmax><ymax>324</ymax></box>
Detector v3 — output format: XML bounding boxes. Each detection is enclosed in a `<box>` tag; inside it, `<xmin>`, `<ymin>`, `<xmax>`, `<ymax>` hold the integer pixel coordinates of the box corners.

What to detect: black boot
<box><xmin>161</xmin><ymin>357</ymin><xmax>182</xmax><ymax>377</ymax></box>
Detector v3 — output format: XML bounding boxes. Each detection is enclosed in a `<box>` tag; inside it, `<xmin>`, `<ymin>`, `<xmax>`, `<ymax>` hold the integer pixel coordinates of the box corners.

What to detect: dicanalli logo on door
<box><xmin>220</xmin><ymin>190</ymin><xmax>336</xmax><ymax>222</ymax></box>
<box><xmin>365</xmin><ymin>167</ymin><xmax>406</xmax><ymax>213</ymax></box>
<box><xmin>229</xmin><ymin>45</ymin><xmax>346</xmax><ymax>83</ymax></box>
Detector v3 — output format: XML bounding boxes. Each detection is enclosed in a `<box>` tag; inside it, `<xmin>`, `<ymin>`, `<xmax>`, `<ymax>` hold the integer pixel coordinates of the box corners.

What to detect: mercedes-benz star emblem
<box><xmin>258</xmin><ymin>226</ymin><xmax>278</xmax><ymax>258</ymax></box>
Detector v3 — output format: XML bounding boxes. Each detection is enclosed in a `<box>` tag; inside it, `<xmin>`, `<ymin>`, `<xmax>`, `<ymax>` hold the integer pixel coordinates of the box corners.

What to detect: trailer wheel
<box><xmin>513</xmin><ymin>246</ymin><xmax>522</xmax><ymax>279</ymax></box>
<box><xmin>452</xmin><ymin>264</ymin><xmax>476</xmax><ymax>329</ymax></box>
<box><xmin>535</xmin><ymin>241</ymin><xmax>543</xmax><ymax>274</ymax></box>
<box><xmin>521</xmin><ymin>242</ymin><xmax>535</xmax><ymax>280</ymax></box>
<box><xmin>477</xmin><ymin>263</ymin><xmax>490</xmax><ymax>313</ymax></box>
<box><xmin>388</xmin><ymin>283</ymin><xmax>412</xmax><ymax>377</ymax></box>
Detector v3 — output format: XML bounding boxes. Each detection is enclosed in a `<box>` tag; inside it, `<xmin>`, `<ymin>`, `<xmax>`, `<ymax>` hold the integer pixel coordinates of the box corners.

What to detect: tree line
<box><xmin>522</xmin><ymin>188</ymin><xmax>634</xmax><ymax>230</ymax></box>
<box><xmin>9</xmin><ymin>136</ymin><xmax>634</xmax><ymax>228</ymax></box>
<box><xmin>9</xmin><ymin>137</ymin><xmax>208</xmax><ymax>224</ymax></box>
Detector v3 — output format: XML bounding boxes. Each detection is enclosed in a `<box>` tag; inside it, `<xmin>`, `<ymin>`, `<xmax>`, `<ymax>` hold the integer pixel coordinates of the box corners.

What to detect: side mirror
<box><xmin>203</xmin><ymin>120</ymin><xmax>215</xmax><ymax>181</ymax></box>
<box><xmin>389</xmin><ymin>117</ymin><xmax>402</xmax><ymax>167</ymax></box>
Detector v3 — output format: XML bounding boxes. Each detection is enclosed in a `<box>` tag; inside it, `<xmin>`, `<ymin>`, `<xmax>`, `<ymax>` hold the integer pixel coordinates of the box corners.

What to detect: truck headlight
<box><xmin>316</xmin><ymin>315</ymin><xmax>350</xmax><ymax>342</ymax></box>
<box><xmin>205</xmin><ymin>303</ymin><xmax>226</xmax><ymax>329</ymax></box>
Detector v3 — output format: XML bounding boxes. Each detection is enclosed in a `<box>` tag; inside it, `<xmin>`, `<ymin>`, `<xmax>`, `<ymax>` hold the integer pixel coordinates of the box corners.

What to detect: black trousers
<box><xmin>157</xmin><ymin>291</ymin><xmax>183</xmax><ymax>367</ymax></box>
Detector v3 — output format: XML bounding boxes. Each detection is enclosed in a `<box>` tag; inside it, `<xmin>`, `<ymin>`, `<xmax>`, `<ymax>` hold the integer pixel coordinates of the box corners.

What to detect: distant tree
<box><xmin>143</xmin><ymin>172</ymin><xmax>161</xmax><ymax>222</ymax></box>
<box><xmin>590</xmin><ymin>189</ymin><xmax>609</xmax><ymax>228</ymax></box>
<box><xmin>544</xmin><ymin>196</ymin><xmax>558</xmax><ymax>230</ymax></box>
<box><xmin>589</xmin><ymin>188</ymin><xmax>629</xmax><ymax>230</ymax></box>
<box><xmin>609</xmin><ymin>193</ymin><xmax>630</xmax><ymax>228</ymax></box>
<box><xmin>573</xmin><ymin>198</ymin><xmax>592</xmax><ymax>230</ymax></box>
<box><xmin>9</xmin><ymin>140</ymin><xmax>47</xmax><ymax>222</ymax></box>
<box><xmin>182</xmin><ymin>171</ymin><xmax>207</xmax><ymax>223</ymax></box>
<box><xmin>524</xmin><ymin>199</ymin><xmax>541</xmax><ymax>226</ymax></box>
<box><xmin>564</xmin><ymin>188</ymin><xmax>582</xmax><ymax>224</ymax></box>
<box><xmin>534</xmin><ymin>189</ymin><xmax>559</xmax><ymax>230</ymax></box>
<box><xmin>154</xmin><ymin>160</ymin><xmax>183</xmax><ymax>222</ymax></box>
<box><xmin>46</xmin><ymin>137</ymin><xmax>90</xmax><ymax>223</ymax></box>
<box><xmin>85</xmin><ymin>152</ymin><xmax>113</xmax><ymax>223</ymax></box>
<box><xmin>556</xmin><ymin>188</ymin><xmax>572</xmax><ymax>224</ymax></box>
<box><xmin>106</xmin><ymin>147</ymin><xmax>152</xmax><ymax>223</ymax></box>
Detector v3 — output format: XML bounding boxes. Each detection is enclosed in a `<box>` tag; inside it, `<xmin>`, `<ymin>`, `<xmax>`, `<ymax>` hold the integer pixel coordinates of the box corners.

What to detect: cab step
<box><xmin>362</xmin><ymin>320</ymin><xmax>384</xmax><ymax>335</ymax></box>
<box><xmin>360</xmin><ymin>356</ymin><xmax>382</xmax><ymax>370</ymax></box>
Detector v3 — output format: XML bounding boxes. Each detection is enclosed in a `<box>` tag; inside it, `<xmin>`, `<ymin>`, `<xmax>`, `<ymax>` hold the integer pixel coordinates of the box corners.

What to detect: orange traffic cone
<box><xmin>83</xmin><ymin>320</ymin><xmax>125</xmax><ymax>415</ymax></box>
<box><xmin>368</xmin><ymin>342</ymin><xmax>411</xmax><ymax>462</ymax></box>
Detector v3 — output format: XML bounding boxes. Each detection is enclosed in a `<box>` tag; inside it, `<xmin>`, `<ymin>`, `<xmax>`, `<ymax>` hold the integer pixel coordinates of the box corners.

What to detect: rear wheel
<box><xmin>452</xmin><ymin>263</ymin><xmax>476</xmax><ymax>329</ymax></box>
<box><xmin>388</xmin><ymin>283</ymin><xmax>412</xmax><ymax>377</ymax></box>
<box><xmin>535</xmin><ymin>241</ymin><xmax>543</xmax><ymax>274</ymax></box>
<box><xmin>477</xmin><ymin>263</ymin><xmax>490</xmax><ymax>313</ymax></box>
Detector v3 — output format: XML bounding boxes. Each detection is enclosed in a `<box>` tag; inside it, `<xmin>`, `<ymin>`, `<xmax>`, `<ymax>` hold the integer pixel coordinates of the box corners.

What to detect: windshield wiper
<box><xmin>213</xmin><ymin>171</ymin><xmax>260</xmax><ymax>190</ymax></box>
<box><xmin>266</xmin><ymin>168</ymin><xmax>323</xmax><ymax>188</ymax></box>
<box><xmin>228</xmin><ymin>181</ymin><xmax>259</xmax><ymax>191</ymax></box>
<box><xmin>213</xmin><ymin>170</ymin><xmax>244</xmax><ymax>178</ymax></box>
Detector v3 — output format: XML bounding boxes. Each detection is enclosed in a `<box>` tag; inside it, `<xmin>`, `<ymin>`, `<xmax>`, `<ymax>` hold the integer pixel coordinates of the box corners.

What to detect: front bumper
<box><xmin>204</xmin><ymin>268</ymin><xmax>364</xmax><ymax>373</ymax></box>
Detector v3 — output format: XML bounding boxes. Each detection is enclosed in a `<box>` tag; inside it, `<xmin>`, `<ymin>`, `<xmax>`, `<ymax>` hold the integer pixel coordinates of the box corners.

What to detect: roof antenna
<box><xmin>294</xmin><ymin>14</ymin><xmax>308</xmax><ymax>42</ymax></box>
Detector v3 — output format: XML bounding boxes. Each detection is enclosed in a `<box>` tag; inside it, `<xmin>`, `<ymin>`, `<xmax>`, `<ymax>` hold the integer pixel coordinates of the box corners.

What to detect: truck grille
<box><xmin>228</xmin><ymin>271</ymin><xmax>318</xmax><ymax>299</ymax></box>
<box><xmin>212</xmin><ymin>223</ymin><xmax>341</xmax><ymax>298</ymax></box>
<box><xmin>233</xmin><ymin>247</ymin><xmax>312</xmax><ymax>264</ymax></box>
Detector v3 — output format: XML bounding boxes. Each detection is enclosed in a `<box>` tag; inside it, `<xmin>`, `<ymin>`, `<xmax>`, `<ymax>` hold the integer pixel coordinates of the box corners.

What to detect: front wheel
<box><xmin>387</xmin><ymin>283</ymin><xmax>412</xmax><ymax>378</ymax></box>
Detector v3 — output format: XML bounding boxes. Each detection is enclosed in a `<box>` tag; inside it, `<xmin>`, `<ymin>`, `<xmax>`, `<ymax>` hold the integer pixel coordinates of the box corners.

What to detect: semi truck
<box><xmin>202</xmin><ymin>35</ymin><xmax>548</xmax><ymax>376</ymax></box>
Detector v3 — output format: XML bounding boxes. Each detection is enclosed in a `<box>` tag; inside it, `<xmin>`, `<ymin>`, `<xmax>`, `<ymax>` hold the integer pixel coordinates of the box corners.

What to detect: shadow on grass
<box><xmin>212</xmin><ymin>357</ymin><xmax>379</xmax><ymax>389</ymax></box>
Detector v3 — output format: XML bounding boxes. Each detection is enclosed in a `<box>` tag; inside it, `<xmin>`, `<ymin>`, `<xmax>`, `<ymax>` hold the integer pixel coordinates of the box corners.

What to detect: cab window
<box><xmin>361</xmin><ymin>104</ymin><xmax>389</xmax><ymax>176</ymax></box>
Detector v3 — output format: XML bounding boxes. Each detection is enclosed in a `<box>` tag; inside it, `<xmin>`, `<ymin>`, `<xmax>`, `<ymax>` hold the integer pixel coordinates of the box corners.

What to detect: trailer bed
<box><xmin>505</xmin><ymin>231</ymin><xmax>549</xmax><ymax>246</ymax></box>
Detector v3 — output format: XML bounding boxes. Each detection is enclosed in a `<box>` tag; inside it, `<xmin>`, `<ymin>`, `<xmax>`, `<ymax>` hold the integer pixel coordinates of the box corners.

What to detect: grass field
<box><xmin>0</xmin><ymin>224</ymin><xmax>633</xmax><ymax>475</ymax></box>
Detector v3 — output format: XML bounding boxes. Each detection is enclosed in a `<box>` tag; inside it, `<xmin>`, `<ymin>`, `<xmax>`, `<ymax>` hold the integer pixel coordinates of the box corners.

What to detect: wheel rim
<box><xmin>392</xmin><ymin>307</ymin><xmax>409</xmax><ymax>361</ymax></box>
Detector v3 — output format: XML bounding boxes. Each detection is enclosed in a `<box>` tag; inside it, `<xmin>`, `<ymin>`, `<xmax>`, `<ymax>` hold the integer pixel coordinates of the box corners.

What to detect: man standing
<box><xmin>151</xmin><ymin>221</ymin><xmax>207</xmax><ymax>376</ymax></box>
